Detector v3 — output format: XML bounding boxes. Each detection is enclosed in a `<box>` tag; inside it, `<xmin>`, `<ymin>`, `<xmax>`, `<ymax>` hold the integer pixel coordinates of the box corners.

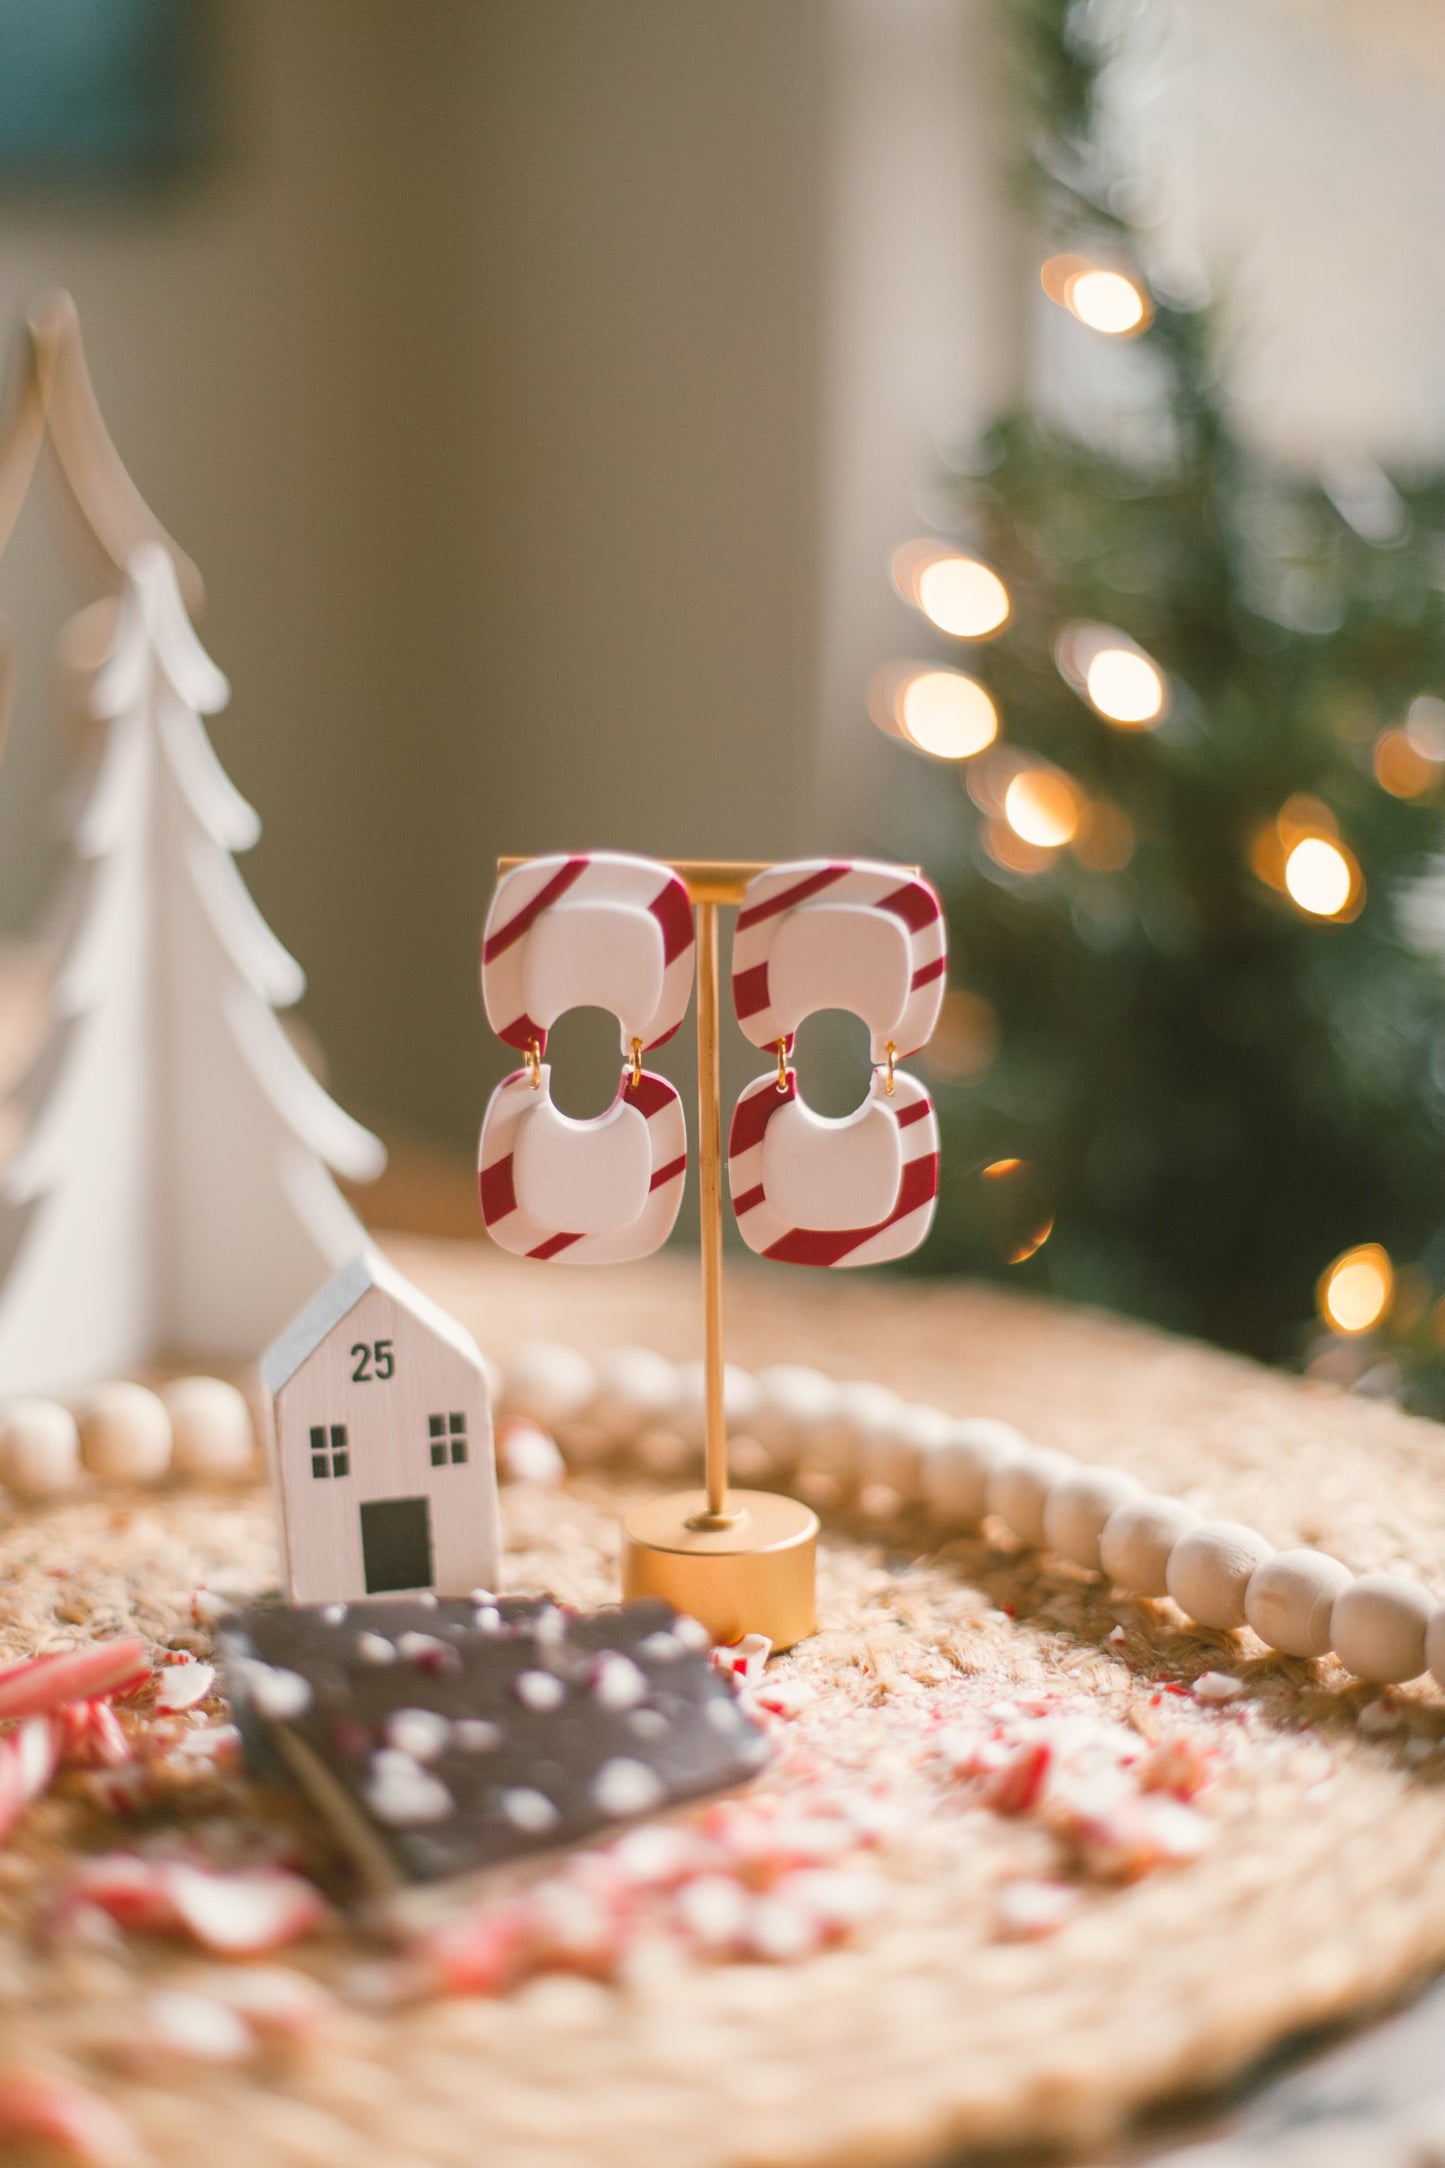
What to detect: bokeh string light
<box><xmin>867</xmin><ymin>661</ymin><xmax>998</xmax><ymax>761</ymax></box>
<box><xmin>1318</xmin><ymin>1244</ymin><xmax>1394</xmax><ymax>1336</ymax></box>
<box><xmin>1040</xmin><ymin>255</ymin><xmax>1151</xmax><ymax>338</ymax></box>
<box><xmin>891</xmin><ymin>541</ymin><xmax>1011</xmax><ymax>640</ymax></box>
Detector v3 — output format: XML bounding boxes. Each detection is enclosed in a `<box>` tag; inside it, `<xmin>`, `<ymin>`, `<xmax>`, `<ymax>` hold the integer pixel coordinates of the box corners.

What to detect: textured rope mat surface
<box><xmin>2</xmin><ymin>1236</ymin><xmax>1445</xmax><ymax>2168</ymax></box>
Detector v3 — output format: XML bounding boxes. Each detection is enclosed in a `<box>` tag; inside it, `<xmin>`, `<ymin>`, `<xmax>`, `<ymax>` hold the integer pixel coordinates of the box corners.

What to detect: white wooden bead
<box><xmin>77</xmin><ymin>1382</ymin><xmax>172</xmax><ymax>1485</ymax></box>
<box><xmin>585</xmin><ymin>1348</ymin><xmax>679</xmax><ymax>1447</ymax></box>
<box><xmin>748</xmin><ymin>1365</ymin><xmax>843</xmax><ymax>1472</ymax></box>
<box><xmin>986</xmin><ymin>1446</ymin><xmax>1073</xmax><ymax>1547</ymax></box>
<box><xmin>857</xmin><ymin>1402</ymin><xmax>951</xmax><ymax>1499</ymax></box>
<box><xmin>1042</xmin><ymin>1466</ymin><xmax>1144</xmax><ymax>1572</ymax></box>
<box><xmin>161</xmin><ymin>1378</ymin><xmax>255</xmax><ymax>1479</ymax></box>
<box><xmin>0</xmin><ymin>1400</ymin><xmax>82</xmax><ymax>1499</ymax></box>
<box><xmin>499</xmin><ymin>1342</ymin><xmax>596</xmax><ymax>1428</ymax></box>
<box><xmin>1166</xmin><ymin>1521</ymin><xmax>1274</xmax><ymax>1630</ymax></box>
<box><xmin>802</xmin><ymin>1380</ymin><xmax>906</xmax><ymax>1494</ymax></box>
<box><xmin>920</xmin><ymin>1417</ymin><xmax>1029</xmax><ymax>1528</ymax></box>
<box><xmin>1425</xmin><ymin>1605</ymin><xmax>1445</xmax><ymax>1694</ymax></box>
<box><xmin>1243</xmin><ymin>1549</ymin><xmax>1353</xmax><ymax>1658</ymax></box>
<box><xmin>1331</xmin><ymin>1572</ymin><xmax>1432</xmax><ymax>1684</ymax></box>
<box><xmin>668</xmin><ymin>1363</ymin><xmax>760</xmax><ymax>1452</ymax></box>
<box><xmin>1098</xmin><ymin>1496</ymin><xmax>1199</xmax><ymax>1596</ymax></box>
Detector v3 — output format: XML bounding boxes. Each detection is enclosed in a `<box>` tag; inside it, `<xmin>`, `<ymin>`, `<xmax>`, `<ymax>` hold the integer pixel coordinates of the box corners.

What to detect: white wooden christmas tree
<box><xmin>0</xmin><ymin>544</ymin><xmax>385</xmax><ymax>1396</ymax></box>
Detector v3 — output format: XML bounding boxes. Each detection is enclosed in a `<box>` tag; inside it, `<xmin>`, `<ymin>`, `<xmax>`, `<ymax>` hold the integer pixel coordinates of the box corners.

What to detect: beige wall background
<box><xmin>0</xmin><ymin>0</ymin><xmax>1027</xmax><ymax>1201</ymax></box>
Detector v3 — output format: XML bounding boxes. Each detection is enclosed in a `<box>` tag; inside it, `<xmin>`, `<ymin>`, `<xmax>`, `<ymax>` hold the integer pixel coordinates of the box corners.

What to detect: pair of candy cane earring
<box><xmin>477</xmin><ymin>852</ymin><xmax>947</xmax><ymax>1269</ymax></box>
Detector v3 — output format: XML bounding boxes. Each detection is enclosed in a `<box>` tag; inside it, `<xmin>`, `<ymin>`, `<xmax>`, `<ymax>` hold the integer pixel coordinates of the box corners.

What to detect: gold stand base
<box><xmin>620</xmin><ymin>1489</ymin><xmax>819</xmax><ymax>1651</ymax></box>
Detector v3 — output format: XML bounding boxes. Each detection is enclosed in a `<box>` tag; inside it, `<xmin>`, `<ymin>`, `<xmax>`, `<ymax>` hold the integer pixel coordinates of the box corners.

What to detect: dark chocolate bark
<box><xmin>219</xmin><ymin>1595</ymin><xmax>768</xmax><ymax>1889</ymax></box>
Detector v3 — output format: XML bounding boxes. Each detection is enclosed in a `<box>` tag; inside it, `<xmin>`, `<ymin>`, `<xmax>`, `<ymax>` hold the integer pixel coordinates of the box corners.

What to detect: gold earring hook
<box><xmin>883</xmin><ymin>1041</ymin><xmax>897</xmax><ymax>1096</ymax></box>
<box><xmin>524</xmin><ymin>1038</ymin><xmax>542</xmax><ymax>1090</ymax></box>
<box><xmin>629</xmin><ymin>1036</ymin><xmax>643</xmax><ymax>1090</ymax></box>
<box><xmin>775</xmin><ymin>1037</ymin><xmax>789</xmax><ymax>1094</ymax></box>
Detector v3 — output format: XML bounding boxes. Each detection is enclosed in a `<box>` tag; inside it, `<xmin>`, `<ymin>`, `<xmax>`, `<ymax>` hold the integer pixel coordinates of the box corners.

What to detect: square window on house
<box><xmin>427</xmin><ymin>1412</ymin><xmax>468</xmax><ymax>1467</ymax></box>
<box><xmin>311</xmin><ymin>1423</ymin><xmax>349</xmax><ymax>1478</ymax></box>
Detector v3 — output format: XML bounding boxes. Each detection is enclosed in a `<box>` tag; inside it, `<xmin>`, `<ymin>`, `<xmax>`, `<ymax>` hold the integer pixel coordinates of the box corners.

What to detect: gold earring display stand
<box><xmin>498</xmin><ymin>857</ymin><xmax>820</xmax><ymax>1650</ymax></box>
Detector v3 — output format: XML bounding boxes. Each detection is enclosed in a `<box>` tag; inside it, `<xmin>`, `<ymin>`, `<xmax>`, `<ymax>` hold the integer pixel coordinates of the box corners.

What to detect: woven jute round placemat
<box><xmin>3</xmin><ymin>1236</ymin><xmax>1445</xmax><ymax>2168</ymax></box>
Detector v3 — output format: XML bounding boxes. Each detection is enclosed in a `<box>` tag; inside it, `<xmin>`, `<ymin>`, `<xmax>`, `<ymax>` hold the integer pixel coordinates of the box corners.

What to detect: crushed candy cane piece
<box><xmin>366</xmin><ymin>1750</ymin><xmax>453</xmax><ymax>1826</ymax></box>
<box><xmin>0</xmin><ymin>1639</ymin><xmax>150</xmax><ymax>1720</ymax></box>
<box><xmin>1359</xmin><ymin>1699</ymin><xmax>1402</xmax><ymax>1737</ymax></box>
<box><xmin>70</xmin><ymin>1854</ymin><xmax>326</xmax><ymax>1954</ymax></box>
<box><xmin>710</xmin><ymin>1633</ymin><xmax>771</xmax><ymax>1683</ymax></box>
<box><xmin>753</xmin><ymin>1676</ymin><xmax>816</xmax><ymax>1718</ymax></box>
<box><xmin>196</xmin><ymin>1964</ymin><xmax>335</xmax><ymax>2042</ymax></box>
<box><xmin>0</xmin><ymin>2069</ymin><xmax>143</xmax><ymax>2166</ymax></box>
<box><xmin>497</xmin><ymin>1417</ymin><xmax>565</xmax><ymax>1486</ymax></box>
<box><xmin>1192</xmin><ymin>1671</ymin><xmax>1244</xmax><ymax>1704</ymax></box>
<box><xmin>985</xmin><ymin>1739</ymin><xmax>1052</xmax><ymax>1815</ymax></box>
<box><xmin>242</xmin><ymin>1661</ymin><xmax>312</xmax><ymax>1719</ymax></box>
<box><xmin>191</xmin><ymin>1589</ymin><xmax>230</xmax><ymax>1626</ymax></box>
<box><xmin>128</xmin><ymin>1988</ymin><xmax>254</xmax><ymax>2066</ymax></box>
<box><xmin>995</xmin><ymin>1880</ymin><xmax>1079</xmax><ymax>1941</ymax></box>
<box><xmin>1139</xmin><ymin>1731</ymin><xmax>1217</xmax><ymax>1800</ymax></box>
<box><xmin>154</xmin><ymin>1662</ymin><xmax>215</xmax><ymax>1713</ymax></box>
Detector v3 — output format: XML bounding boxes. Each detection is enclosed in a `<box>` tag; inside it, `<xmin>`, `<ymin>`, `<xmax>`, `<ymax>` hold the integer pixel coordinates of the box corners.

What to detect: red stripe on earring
<box><xmin>528</xmin><ymin>1231</ymin><xmax>584</xmax><ymax>1261</ymax></box>
<box><xmin>494</xmin><ymin>1010</ymin><xmax>548</xmax><ymax>1055</ymax></box>
<box><xmin>649</xmin><ymin>1154</ymin><xmax>687</xmax><ymax>1191</ymax></box>
<box><xmin>762</xmin><ymin>1151</ymin><xmax>938</xmax><ymax>1267</ymax></box>
<box><xmin>735</xmin><ymin>863</ymin><xmax>849</xmax><ymax>932</ymax></box>
<box><xmin>625</xmin><ymin>1071</ymin><xmax>677</xmax><ymax>1120</ymax></box>
<box><xmin>728</xmin><ymin>1073</ymin><xmax>792</xmax><ymax>1159</ymax></box>
<box><xmin>731</xmin><ymin>1183</ymin><xmax>766</xmax><ymax>1217</ymax></box>
<box><xmin>896</xmin><ymin>1097</ymin><xmax>932</xmax><ymax>1128</ymax></box>
<box><xmin>483</xmin><ymin>856</ymin><xmax>589</xmax><ymax>963</ymax></box>
<box><xmin>909</xmin><ymin>956</ymin><xmax>946</xmax><ymax>992</ymax></box>
<box><xmin>732</xmin><ymin>961</ymin><xmax>771</xmax><ymax>1019</ymax></box>
<box><xmin>876</xmin><ymin>877</ymin><xmax>942</xmax><ymax>933</ymax></box>
<box><xmin>647</xmin><ymin>874</ymin><xmax>695</xmax><ymax>965</ymax></box>
<box><xmin>479</xmin><ymin>1155</ymin><xmax>517</xmax><ymax>1224</ymax></box>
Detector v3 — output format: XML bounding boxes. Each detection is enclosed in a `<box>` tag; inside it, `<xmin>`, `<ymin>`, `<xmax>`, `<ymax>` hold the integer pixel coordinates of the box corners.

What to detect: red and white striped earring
<box><xmin>727</xmin><ymin>860</ymin><xmax>945</xmax><ymax>1266</ymax></box>
<box><xmin>478</xmin><ymin>853</ymin><xmax>694</xmax><ymax>1262</ymax></box>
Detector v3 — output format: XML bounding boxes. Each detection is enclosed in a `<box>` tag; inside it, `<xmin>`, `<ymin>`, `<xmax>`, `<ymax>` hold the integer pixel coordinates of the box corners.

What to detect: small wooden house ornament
<box><xmin>262</xmin><ymin>1251</ymin><xmax>500</xmax><ymax>1607</ymax></box>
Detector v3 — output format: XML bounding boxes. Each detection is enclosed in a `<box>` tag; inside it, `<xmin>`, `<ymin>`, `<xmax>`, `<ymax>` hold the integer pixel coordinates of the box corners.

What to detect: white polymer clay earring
<box><xmin>727</xmin><ymin>859</ymin><xmax>945</xmax><ymax>1266</ymax></box>
<box><xmin>478</xmin><ymin>852</ymin><xmax>694</xmax><ymax>1262</ymax></box>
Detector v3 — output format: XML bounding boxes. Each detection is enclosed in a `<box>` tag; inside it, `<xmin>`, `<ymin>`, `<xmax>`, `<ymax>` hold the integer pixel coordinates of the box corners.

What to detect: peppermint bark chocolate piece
<box><xmin>220</xmin><ymin>1596</ymin><xmax>768</xmax><ymax>1896</ymax></box>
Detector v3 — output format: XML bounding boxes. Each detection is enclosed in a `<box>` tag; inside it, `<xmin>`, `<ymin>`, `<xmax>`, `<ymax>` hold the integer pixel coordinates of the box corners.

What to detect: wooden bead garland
<box><xmin>486</xmin><ymin>1341</ymin><xmax>1445</xmax><ymax>1704</ymax></box>
<box><xmin>1097</xmin><ymin>1495</ymin><xmax>1198</xmax><ymax>1597</ymax></box>
<box><xmin>0</xmin><ymin>1400</ymin><xmax>82</xmax><ymax>1498</ymax></box>
<box><xmin>1244</xmin><ymin>1548</ymin><xmax>1352</xmax><ymax>1659</ymax></box>
<box><xmin>1330</xmin><ymin>1573</ymin><xmax>1433</xmax><ymax>1685</ymax></box>
<box><xmin>162</xmin><ymin>1377</ymin><xmax>255</xmax><ymax>1478</ymax></box>
<box><xmin>1165</xmin><ymin>1522</ymin><xmax>1274</xmax><ymax>1631</ymax></box>
<box><xmin>77</xmin><ymin>1383</ymin><xmax>172</xmax><ymax>1484</ymax></box>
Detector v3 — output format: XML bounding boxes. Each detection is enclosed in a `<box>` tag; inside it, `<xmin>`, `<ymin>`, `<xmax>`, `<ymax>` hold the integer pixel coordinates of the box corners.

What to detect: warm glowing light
<box><xmin>1374</xmin><ymin>727</ymin><xmax>1437</xmax><ymax>799</ymax></box>
<box><xmin>1004</xmin><ymin>769</ymin><xmax>1079</xmax><ymax>849</ymax></box>
<box><xmin>1284</xmin><ymin>835</ymin><xmax>1355</xmax><ymax>918</ymax></box>
<box><xmin>924</xmin><ymin>990</ymin><xmax>1000</xmax><ymax>1083</ymax></box>
<box><xmin>898</xmin><ymin>670</ymin><xmax>998</xmax><ymax>759</ymax></box>
<box><xmin>1039</xmin><ymin>253</ymin><xmax>1092</xmax><ymax>305</ymax></box>
<box><xmin>1068</xmin><ymin>269</ymin><xmax>1148</xmax><ymax>336</ymax></box>
<box><xmin>1318</xmin><ymin>1243</ymin><xmax>1393</xmax><ymax>1335</ymax></box>
<box><xmin>1085</xmin><ymin>646</ymin><xmax>1166</xmax><ymax>727</ymax></box>
<box><xmin>1073</xmin><ymin>798</ymin><xmax>1135</xmax><ymax>873</ymax></box>
<box><xmin>980</xmin><ymin>1158</ymin><xmax>1054</xmax><ymax>1263</ymax></box>
<box><xmin>1406</xmin><ymin>695</ymin><xmax>1445</xmax><ymax>762</ymax></box>
<box><xmin>916</xmin><ymin>555</ymin><xmax>1011</xmax><ymax>639</ymax></box>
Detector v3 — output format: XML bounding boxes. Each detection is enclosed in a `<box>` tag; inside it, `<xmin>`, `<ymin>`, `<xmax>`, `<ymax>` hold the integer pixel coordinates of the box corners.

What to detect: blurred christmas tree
<box><xmin>887</xmin><ymin>0</ymin><xmax>1445</xmax><ymax>1409</ymax></box>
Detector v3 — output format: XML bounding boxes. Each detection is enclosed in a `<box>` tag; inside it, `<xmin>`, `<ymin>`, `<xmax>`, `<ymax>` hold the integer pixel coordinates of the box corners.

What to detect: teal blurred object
<box><xmin>0</xmin><ymin>0</ymin><xmax>209</xmax><ymax>180</ymax></box>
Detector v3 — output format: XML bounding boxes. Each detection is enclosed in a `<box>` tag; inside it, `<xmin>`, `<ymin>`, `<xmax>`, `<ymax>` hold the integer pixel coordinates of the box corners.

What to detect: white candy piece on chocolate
<box><xmin>1244</xmin><ymin>1548</ymin><xmax>1353</xmax><ymax>1658</ymax></box>
<box><xmin>585</xmin><ymin>1347</ymin><xmax>679</xmax><ymax>1447</ymax></box>
<box><xmin>592</xmin><ymin>1756</ymin><xmax>665</xmax><ymax>1817</ymax></box>
<box><xmin>1166</xmin><ymin>1521</ymin><xmax>1274</xmax><ymax>1630</ymax></box>
<box><xmin>1331</xmin><ymin>1572</ymin><xmax>1432</xmax><ymax>1684</ymax></box>
<box><xmin>77</xmin><ymin>1382</ymin><xmax>172</xmax><ymax>1485</ymax></box>
<box><xmin>747</xmin><ymin>1365</ymin><xmax>842</xmax><ymax>1471</ymax></box>
<box><xmin>161</xmin><ymin>1377</ymin><xmax>254</xmax><ymax>1478</ymax></box>
<box><xmin>921</xmin><ymin>1417</ymin><xmax>1029</xmax><ymax>1529</ymax></box>
<box><xmin>1099</xmin><ymin>1495</ymin><xmax>1200</xmax><ymax>1597</ymax></box>
<box><xmin>668</xmin><ymin>1361</ymin><xmax>760</xmax><ymax>1453</ymax></box>
<box><xmin>1043</xmin><ymin>1466</ymin><xmax>1144</xmax><ymax>1571</ymax></box>
<box><xmin>515</xmin><ymin>1669</ymin><xmax>566</xmax><ymax>1711</ymax></box>
<box><xmin>858</xmin><ymin>1401</ymin><xmax>953</xmax><ymax>1499</ymax></box>
<box><xmin>987</xmin><ymin>1446</ymin><xmax>1073</xmax><ymax>1546</ymax></box>
<box><xmin>500</xmin><ymin>1341</ymin><xmax>596</xmax><ymax>1427</ymax></box>
<box><xmin>0</xmin><ymin>1399</ymin><xmax>82</xmax><ymax>1498</ymax></box>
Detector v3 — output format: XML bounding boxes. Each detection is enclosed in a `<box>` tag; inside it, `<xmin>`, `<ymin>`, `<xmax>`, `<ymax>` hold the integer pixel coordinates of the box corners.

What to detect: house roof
<box><xmin>261</xmin><ymin>1248</ymin><xmax>490</xmax><ymax>1397</ymax></box>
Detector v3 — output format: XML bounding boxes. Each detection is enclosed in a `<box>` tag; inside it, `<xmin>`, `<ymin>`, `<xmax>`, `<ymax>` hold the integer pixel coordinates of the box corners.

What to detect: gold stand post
<box><xmin>501</xmin><ymin>856</ymin><xmax>819</xmax><ymax>1650</ymax></box>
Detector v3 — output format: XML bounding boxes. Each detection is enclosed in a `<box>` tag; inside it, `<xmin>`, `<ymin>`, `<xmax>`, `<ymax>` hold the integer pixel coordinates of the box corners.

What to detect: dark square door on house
<box><xmin>360</xmin><ymin>1495</ymin><xmax>435</xmax><ymax>1594</ymax></box>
